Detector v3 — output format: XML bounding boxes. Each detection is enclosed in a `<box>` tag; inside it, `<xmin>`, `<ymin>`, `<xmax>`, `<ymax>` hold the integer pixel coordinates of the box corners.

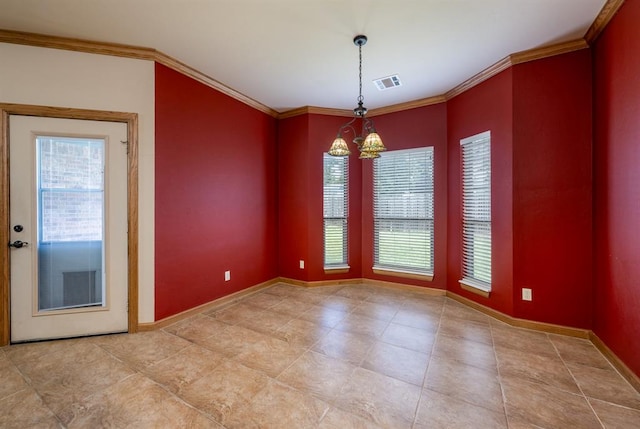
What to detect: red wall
<box><xmin>592</xmin><ymin>0</ymin><xmax>640</xmax><ymax>376</ymax></box>
<box><xmin>277</xmin><ymin>114</ymin><xmax>363</xmax><ymax>281</ymax></box>
<box><xmin>361</xmin><ymin>104</ymin><xmax>448</xmax><ymax>290</ymax></box>
<box><xmin>154</xmin><ymin>63</ymin><xmax>278</xmax><ymax>319</ymax></box>
<box><xmin>447</xmin><ymin>70</ymin><xmax>515</xmax><ymax>316</ymax></box>
<box><xmin>512</xmin><ymin>51</ymin><xmax>593</xmax><ymax>328</ymax></box>
<box><xmin>277</xmin><ymin>115</ymin><xmax>310</xmax><ymax>281</ymax></box>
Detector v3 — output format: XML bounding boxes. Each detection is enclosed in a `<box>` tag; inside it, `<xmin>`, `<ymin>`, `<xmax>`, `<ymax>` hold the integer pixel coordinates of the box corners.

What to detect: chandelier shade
<box><xmin>328</xmin><ymin>137</ymin><xmax>351</xmax><ymax>156</ymax></box>
<box><xmin>328</xmin><ymin>35</ymin><xmax>386</xmax><ymax>159</ymax></box>
<box><xmin>361</xmin><ymin>131</ymin><xmax>385</xmax><ymax>154</ymax></box>
<box><xmin>358</xmin><ymin>150</ymin><xmax>380</xmax><ymax>160</ymax></box>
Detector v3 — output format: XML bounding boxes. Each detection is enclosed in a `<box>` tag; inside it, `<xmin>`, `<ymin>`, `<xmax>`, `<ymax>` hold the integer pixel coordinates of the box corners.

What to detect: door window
<box><xmin>37</xmin><ymin>136</ymin><xmax>106</xmax><ymax>311</ymax></box>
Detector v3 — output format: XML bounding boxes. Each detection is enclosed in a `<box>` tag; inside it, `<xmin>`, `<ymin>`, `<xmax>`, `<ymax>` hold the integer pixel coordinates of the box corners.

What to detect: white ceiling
<box><xmin>0</xmin><ymin>0</ymin><xmax>607</xmax><ymax>113</ymax></box>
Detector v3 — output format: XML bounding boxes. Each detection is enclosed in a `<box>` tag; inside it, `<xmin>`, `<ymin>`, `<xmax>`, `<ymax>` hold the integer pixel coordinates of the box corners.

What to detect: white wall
<box><xmin>0</xmin><ymin>42</ymin><xmax>156</xmax><ymax>323</ymax></box>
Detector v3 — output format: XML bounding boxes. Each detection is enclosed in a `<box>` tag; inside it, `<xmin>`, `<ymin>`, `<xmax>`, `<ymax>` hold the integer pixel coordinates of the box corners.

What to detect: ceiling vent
<box><xmin>373</xmin><ymin>74</ymin><xmax>402</xmax><ymax>91</ymax></box>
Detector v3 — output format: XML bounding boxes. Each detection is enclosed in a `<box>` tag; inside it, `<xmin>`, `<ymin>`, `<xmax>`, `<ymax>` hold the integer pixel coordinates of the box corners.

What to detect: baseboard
<box><xmin>277</xmin><ymin>276</ymin><xmax>447</xmax><ymax>296</ymax></box>
<box><xmin>136</xmin><ymin>276</ymin><xmax>638</xmax><ymax>393</ymax></box>
<box><xmin>137</xmin><ymin>277</ymin><xmax>280</xmax><ymax>331</ymax></box>
<box><xmin>446</xmin><ymin>291</ymin><xmax>591</xmax><ymax>339</ymax></box>
<box><xmin>590</xmin><ymin>332</ymin><xmax>640</xmax><ymax>393</ymax></box>
<box><xmin>277</xmin><ymin>276</ymin><xmax>364</xmax><ymax>287</ymax></box>
<box><xmin>362</xmin><ymin>278</ymin><xmax>446</xmax><ymax>296</ymax></box>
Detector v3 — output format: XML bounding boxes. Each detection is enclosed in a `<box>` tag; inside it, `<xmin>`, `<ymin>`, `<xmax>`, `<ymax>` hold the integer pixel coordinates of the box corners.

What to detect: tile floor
<box><xmin>1</xmin><ymin>282</ymin><xmax>639</xmax><ymax>428</ymax></box>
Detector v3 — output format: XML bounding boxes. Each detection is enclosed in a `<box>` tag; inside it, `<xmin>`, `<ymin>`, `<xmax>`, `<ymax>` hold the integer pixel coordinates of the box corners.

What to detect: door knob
<box><xmin>8</xmin><ymin>240</ymin><xmax>28</xmax><ymax>248</ymax></box>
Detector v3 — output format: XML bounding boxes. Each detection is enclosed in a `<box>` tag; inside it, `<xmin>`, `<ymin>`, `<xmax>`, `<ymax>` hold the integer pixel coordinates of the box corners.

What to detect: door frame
<box><xmin>0</xmin><ymin>103</ymin><xmax>139</xmax><ymax>345</ymax></box>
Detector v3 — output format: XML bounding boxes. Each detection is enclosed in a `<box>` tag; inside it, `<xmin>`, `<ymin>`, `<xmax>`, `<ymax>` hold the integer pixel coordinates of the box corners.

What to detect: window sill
<box><xmin>324</xmin><ymin>265</ymin><xmax>350</xmax><ymax>274</ymax></box>
<box><xmin>459</xmin><ymin>279</ymin><xmax>491</xmax><ymax>298</ymax></box>
<box><xmin>373</xmin><ymin>267</ymin><xmax>433</xmax><ymax>282</ymax></box>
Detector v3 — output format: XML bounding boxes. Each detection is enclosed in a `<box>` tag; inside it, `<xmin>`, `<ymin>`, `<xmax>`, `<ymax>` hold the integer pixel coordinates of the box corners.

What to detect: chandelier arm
<box><xmin>345</xmin><ymin>125</ymin><xmax>357</xmax><ymax>137</ymax></box>
<box><xmin>337</xmin><ymin>117</ymin><xmax>357</xmax><ymax>136</ymax></box>
<box><xmin>362</xmin><ymin>117</ymin><xmax>372</xmax><ymax>131</ymax></box>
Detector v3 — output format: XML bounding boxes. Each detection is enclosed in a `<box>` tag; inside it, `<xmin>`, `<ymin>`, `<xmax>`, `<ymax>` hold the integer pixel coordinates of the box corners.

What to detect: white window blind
<box><xmin>373</xmin><ymin>147</ymin><xmax>434</xmax><ymax>274</ymax></box>
<box><xmin>461</xmin><ymin>131</ymin><xmax>491</xmax><ymax>290</ymax></box>
<box><xmin>323</xmin><ymin>153</ymin><xmax>348</xmax><ymax>267</ymax></box>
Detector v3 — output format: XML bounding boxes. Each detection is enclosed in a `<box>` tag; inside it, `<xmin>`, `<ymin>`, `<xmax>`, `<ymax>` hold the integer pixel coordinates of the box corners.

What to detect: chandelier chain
<box><xmin>358</xmin><ymin>43</ymin><xmax>364</xmax><ymax>104</ymax></box>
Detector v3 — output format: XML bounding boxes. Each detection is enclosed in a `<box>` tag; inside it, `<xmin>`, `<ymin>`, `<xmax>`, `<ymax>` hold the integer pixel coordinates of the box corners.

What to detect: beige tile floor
<box><xmin>1</xmin><ymin>282</ymin><xmax>639</xmax><ymax>428</ymax></box>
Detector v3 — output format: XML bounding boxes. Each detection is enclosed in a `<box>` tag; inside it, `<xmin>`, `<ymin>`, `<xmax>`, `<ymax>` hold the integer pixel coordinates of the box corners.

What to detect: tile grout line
<box><xmin>548</xmin><ymin>334</ymin><xmax>606</xmax><ymax>429</ymax></box>
<box><xmin>58</xmin><ymin>369</ymin><xmax>141</xmax><ymax>428</ymax></box>
<box><xmin>488</xmin><ymin>317</ymin><xmax>515</xmax><ymax>429</ymax></box>
<box><xmin>0</xmin><ymin>384</ymin><xmax>66</xmax><ymax>428</ymax></box>
<box><xmin>141</xmin><ymin>367</ymin><xmax>225</xmax><ymax>427</ymax></box>
<box><xmin>308</xmin><ymin>285</ymin><xmax>405</xmax><ymax>425</ymax></box>
<box><xmin>10</xmin><ymin>340</ymin><xmax>135</xmax><ymax>428</ymax></box>
<box><xmin>322</xmin><ymin>285</ymin><xmax>395</xmax><ymax>426</ymax></box>
<box><xmin>146</xmin><ymin>314</ymin><xmax>276</xmax><ymax>428</ymax></box>
<box><xmin>266</xmin><ymin>284</ymin><xmax>355</xmax><ymax>426</ymax></box>
<box><xmin>410</xmin><ymin>296</ymin><xmax>446</xmax><ymax>429</ymax></box>
<box><xmin>439</xmin><ymin>300</ymin><xmax>506</xmax><ymax>400</ymax></box>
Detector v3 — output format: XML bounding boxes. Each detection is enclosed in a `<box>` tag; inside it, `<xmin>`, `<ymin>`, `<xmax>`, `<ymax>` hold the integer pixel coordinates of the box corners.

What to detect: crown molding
<box><xmin>0</xmin><ymin>28</ymin><xmax>156</xmax><ymax>60</ymax></box>
<box><xmin>510</xmin><ymin>39</ymin><xmax>589</xmax><ymax>65</ymax></box>
<box><xmin>585</xmin><ymin>0</ymin><xmax>626</xmax><ymax>44</ymax></box>
<box><xmin>277</xmin><ymin>106</ymin><xmax>352</xmax><ymax>120</ymax></box>
<box><xmin>154</xmin><ymin>52</ymin><xmax>278</xmax><ymax>117</ymax></box>
<box><xmin>445</xmin><ymin>56</ymin><xmax>513</xmax><ymax>101</ymax></box>
<box><xmin>445</xmin><ymin>38</ymin><xmax>589</xmax><ymax>101</ymax></box>
<box><xmin>368</xmin><ymin>95</ymin><xmax>447</xmax><ymax>117</ymax></box>
<box><xmin>0</xmin><ymin>29</ymin><xmax>278</xmax><ymax>118</ymax></box>
<box><xmin>278</xmin><ymin>97</ymin><xmax>448</xmax><ymax>119</ymax></box>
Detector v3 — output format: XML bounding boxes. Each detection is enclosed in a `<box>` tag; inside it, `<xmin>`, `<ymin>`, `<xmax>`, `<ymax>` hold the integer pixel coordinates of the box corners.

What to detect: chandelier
<box><xmin>328</xmin><ymin>35</ymin><xmax>386</xmax><ymax>159</ymax></box>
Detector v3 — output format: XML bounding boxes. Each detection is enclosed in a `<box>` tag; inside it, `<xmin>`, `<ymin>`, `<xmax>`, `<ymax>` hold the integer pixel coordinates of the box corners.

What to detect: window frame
<box><xmin>323</xmin><ymin>153</ymin><xmax>349</xmax><ymax>272</ymax></box>
<box><xmin>372</xmin><ymin>146</ymin><xmax>434</xmax><ymax>280</ymax></box>
<box><xmin>459</xmin><ymin>131</ymin><xmax>492</xmax><ymax>295</ymax></box>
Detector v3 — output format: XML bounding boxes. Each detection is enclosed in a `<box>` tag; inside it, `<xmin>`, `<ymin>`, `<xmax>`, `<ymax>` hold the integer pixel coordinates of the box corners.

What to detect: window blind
<box><xmin>373</xmin><ymin>147</ymin><xmax>434</xmax><ymax>274</ymax></box>
<box><xmin>461</xmin><ymin>132</ymin><xmax>491</xmax><ymax>289</ymax></box>
<box><xmin>323</xmin><ymin>154</ymin><xmax>348</xmax><ymax>267</ymax></box>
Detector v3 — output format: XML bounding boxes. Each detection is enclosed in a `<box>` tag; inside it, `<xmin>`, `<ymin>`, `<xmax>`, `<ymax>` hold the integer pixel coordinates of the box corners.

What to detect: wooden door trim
<box><xmin>0</xmin><ymin>103</ymin><xmax>139</xmax><ymax>345</ymax></box>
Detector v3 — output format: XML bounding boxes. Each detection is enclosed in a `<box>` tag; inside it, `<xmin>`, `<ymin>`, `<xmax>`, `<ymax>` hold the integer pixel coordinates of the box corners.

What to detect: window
<box><xmin>373</xmin><ymin>147</ymin><xmax>434</xmax><ymax>278</ymax></box>
<box><xmin>38</xmin><ymin>136</ymin><xmax>105</xmax><ymax>243</ymax></box>
<box><xmin>323</xmin><ymin>153</ymin><xmax>348</xmax><ymax>268</ymax></box>
<box><xmin>460</xmin><ymin>131</ymin><xmax>491</xmax><ymax>292</ymax></box>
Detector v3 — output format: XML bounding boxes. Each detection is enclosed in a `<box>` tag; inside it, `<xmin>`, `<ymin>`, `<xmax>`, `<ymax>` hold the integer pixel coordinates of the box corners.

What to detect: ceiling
<box><xmin>0</xmin><ymin>0</ymin><xmax>607</xmax><ymax>113</ymax></box>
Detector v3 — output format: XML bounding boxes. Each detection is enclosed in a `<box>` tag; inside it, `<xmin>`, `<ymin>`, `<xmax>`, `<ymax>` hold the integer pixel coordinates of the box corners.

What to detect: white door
<box><xmin>9</xmin><ymin>115</ymin><xmax>128</xmax><ymax>342</ymax></box>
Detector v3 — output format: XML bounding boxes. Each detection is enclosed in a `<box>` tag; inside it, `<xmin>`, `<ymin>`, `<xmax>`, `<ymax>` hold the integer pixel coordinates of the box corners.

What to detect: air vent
<box><xmin>63</xmin><ymin>270</ymin><xmax>97</xmax><ymax>306</ymax></box>
<box><xmin>373</xmin><ymin>74</ymin><xmax>402</xmax><ymax>91</ymax></box>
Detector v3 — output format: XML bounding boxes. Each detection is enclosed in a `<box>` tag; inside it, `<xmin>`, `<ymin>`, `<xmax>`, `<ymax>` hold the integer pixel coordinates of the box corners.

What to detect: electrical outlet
<box><xmin>299</xmin><ymin>260</ymin><xmax>305</xmax><ymax>269</ymax></box>
<box><xmin>522</xmin><ymin>288</ymin><xmax>532</xmax><ymax>301</ymax></box>
<box><xmin>225</xmin><ymin>270</ymin><xmax>231</xmax><ymax>281</ymax></box>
